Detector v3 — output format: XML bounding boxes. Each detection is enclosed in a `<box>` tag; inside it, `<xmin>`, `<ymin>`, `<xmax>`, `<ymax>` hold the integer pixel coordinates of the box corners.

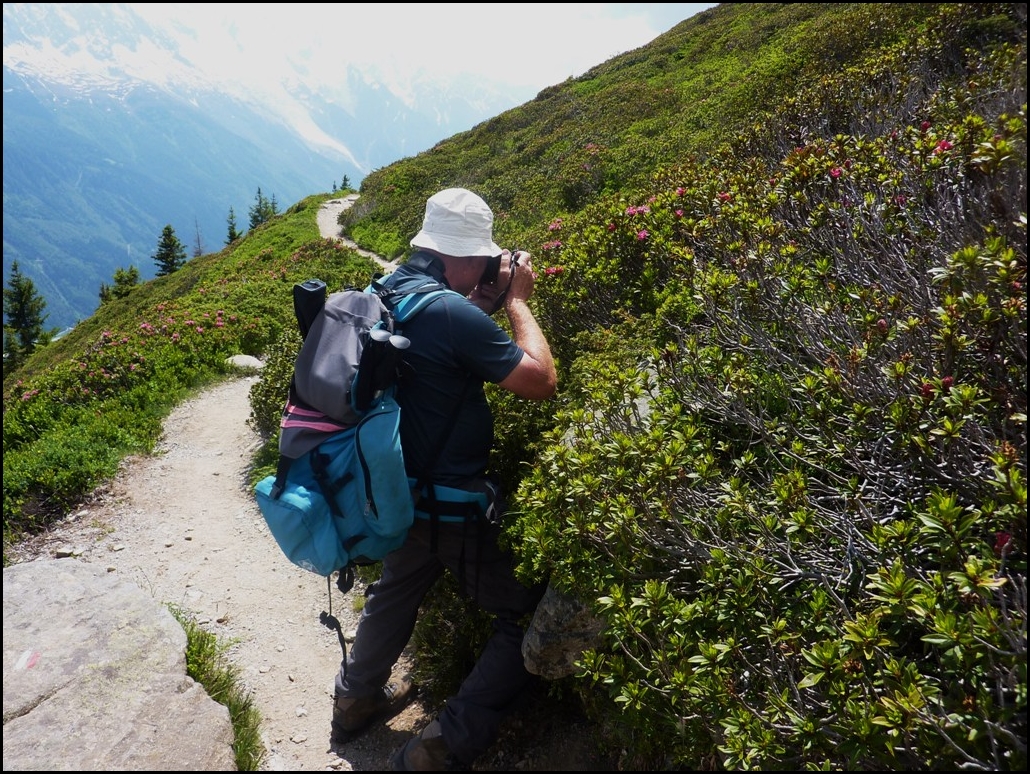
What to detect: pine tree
<box><xmin>99</xmin><ymin>266</ymin><xmax>141</xmax><ymax>306</ymax></box>
<box><xmin>249</xmin><ymin>188</ymin><xmax>268</xmax><ymax>230</ymax></box>
<box><xmin>192</xmin><ymin>218</ymin><xmax>205</xmax><ymax>258</ymax></box>
<box><xmin>153</xmin><ymin>224</ymin><xmax>187</xmax><ymax>276</ymax></box>
<box><xmin>248</xmin><ymin>187</ymin><xmax>280</xmax><ymax>230</ymax></box>
<box><xmin>226</xmin><ymin>206</ymin><xmax>242</xmax><ymax>245</ymax></box>
<box><xmin>3</xmin><ymin>260</ymin><xmax>51</xmax><ymax>375</ymax></box>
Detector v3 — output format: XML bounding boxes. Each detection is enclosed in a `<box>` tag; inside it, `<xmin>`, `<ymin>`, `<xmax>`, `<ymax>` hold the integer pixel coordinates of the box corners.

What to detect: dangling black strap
<box><xmin>320</xmin><ymin>575</ymin><xmax>349</xmax><ymax>665</ymax></box>
<box><xmin>308</xmin><ymin>449</ymin><xmax>360</xmax><ymax>595</ymax></box>
<box><xmin>270</xmin><ymin>453</ymin><xmax>293</xmax><ymax>499</ymax></box>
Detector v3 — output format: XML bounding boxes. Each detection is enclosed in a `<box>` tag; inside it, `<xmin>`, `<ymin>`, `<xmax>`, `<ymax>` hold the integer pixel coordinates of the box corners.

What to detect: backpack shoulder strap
<box><xmin>390</xmin><ymin>287</ymin><xmax>455</xmax><ymax>323</ymax></box>
<box><xmin>367</xmin><ymin>269</ymin><xmax>460</xmax><ymax>324</ymax></box>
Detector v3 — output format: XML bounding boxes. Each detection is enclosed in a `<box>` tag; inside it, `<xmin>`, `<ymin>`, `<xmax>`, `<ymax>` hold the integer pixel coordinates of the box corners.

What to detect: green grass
<box><xmin>169</xmin><ymin>604</ymin><xmax>266</xmax><ymax>771</ymax></box>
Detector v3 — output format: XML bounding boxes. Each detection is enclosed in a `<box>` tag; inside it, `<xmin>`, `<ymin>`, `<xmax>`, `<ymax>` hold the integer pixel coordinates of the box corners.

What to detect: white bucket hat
<box><xmin>410</xmin><ymin>188</ymin><xmax>502</xmax><ymax>257</ymax></box>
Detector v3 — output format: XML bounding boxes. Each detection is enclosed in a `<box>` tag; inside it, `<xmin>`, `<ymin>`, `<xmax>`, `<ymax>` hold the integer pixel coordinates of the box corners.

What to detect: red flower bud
<box><xmin>994</xmin><ymin>532</ymin><xmax>1012</xmax><ymax>557</ymax></box>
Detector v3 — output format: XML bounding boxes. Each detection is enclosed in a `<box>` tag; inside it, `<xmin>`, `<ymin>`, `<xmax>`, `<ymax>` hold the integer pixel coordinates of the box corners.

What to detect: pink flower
<box><xmin>676</xmin><ymin>187</ymin><xmax>686</xmax><ymax>196</ymax></box>
<box><xmin>933</xmin><ymin>140</ymin><xmax>953</xmax><ymax>154</ymax></box>
<box><xmin>920</xmin><ymin>121</ymin><xmax>932</xmax><ymax>131</ymax></box>
<box><xmin>636</xmin><ymin>230</ymin><xmax>649</xmax><ymax>241</ymax></box>
<box><xmin>877</xmin><ymin>318</ymin><xmax>888</xmax><ymax>333</ymax></box>
<box><xmin>607</xmin><ymin>223</ymin><xmax>617</xmax><ymax>231</ymax></box>
<box><xmin>830</xmin><ymin>167</ymin><xmax>842</xmax><ymax>178</ymax></box>
<box><xmin>675</xmin><ymin>209</ymin><xmax>684</xmax><ymax>218</ymax></box>
<box><xmin>548</xmin><ymin>219</ymin><xmax>563</xmax><ymax>231</ymax></box>
<box><xmin>920</xmin><ymin>383</ymin><xmax>934</xmax><ymax>399</ymax></box>
<box><xmin>717</xmin><ymin>192</ymin><xmax>732</xmax><ymax>203</ymax></box>
<box><xmin>941</xmin><ymin>376</ymin><xmax>953</xmax><ymax>392</ymax></box>
<box><xmin>544</xmin><ymin>266</ymin><xmax>565</xmax><ymax>276</ymax></box>
<box><xmin>994</xmin><ymin>532</ymin><xmax>1012</xmax><ymax>557</ymax></box>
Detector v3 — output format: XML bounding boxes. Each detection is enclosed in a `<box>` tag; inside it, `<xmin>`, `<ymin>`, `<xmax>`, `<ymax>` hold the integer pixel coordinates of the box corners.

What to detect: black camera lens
<box><xmin>480</xmin><ymin>254</ymin><xmax>502</xmax><ymax>285</ymax></box>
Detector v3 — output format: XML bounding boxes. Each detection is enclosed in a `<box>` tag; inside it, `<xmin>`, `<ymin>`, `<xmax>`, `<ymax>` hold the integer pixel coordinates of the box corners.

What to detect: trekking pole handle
<box><xmin>372</xmin><ymin>334</ymin><xmax>410</xmax><ymax>395</ymax></box>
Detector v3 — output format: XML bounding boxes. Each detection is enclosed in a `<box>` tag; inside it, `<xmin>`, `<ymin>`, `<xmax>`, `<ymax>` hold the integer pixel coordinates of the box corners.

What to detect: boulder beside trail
<box><xmin>2</xmin><ymin>558</ymin><xmax>235</xmax><ymax>771</ymax></box>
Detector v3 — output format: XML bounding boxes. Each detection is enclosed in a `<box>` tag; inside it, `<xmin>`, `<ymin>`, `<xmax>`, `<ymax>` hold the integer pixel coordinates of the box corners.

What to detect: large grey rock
<box><xmin>227</xmin><ymin>353</ymin><xmax>263</xmax><ymax>371</ymax></box>
<box><xmin>523</xmin><ymin>584</ymin><xmax>605</xmax><ymax>680</ymax></box>
<box><xmin>2</xmin><ymin>559</ymin><xmax>235</xmax><ymax>771</ymax></box>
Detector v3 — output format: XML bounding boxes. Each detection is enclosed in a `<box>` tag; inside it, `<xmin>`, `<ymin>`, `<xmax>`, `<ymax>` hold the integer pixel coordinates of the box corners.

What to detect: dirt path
<box><xmin>8</xmin><ymin>201</ymin><xmax>419</xmax><ymax>771</ymax></box>
<box><xmin>9</xmin><ymin>377</ymin><xmax>426</xmax><ymax>771</ymax></box>
<box><xmin>316</xmin><ymin>195</ymin><xmax>398</xmax><ymax>273</ymax></box>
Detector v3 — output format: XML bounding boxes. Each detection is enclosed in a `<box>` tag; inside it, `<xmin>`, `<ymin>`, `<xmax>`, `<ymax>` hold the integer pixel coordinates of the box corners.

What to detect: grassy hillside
<box><xmin>4</xmin><ymin>3</ymin><xmax>1025</xmax><ymax>769</ymax></box>
<box><xmin>338</xmin><ymin>4</ymin><xmax>959</xmax><ymax>256</ymax></box>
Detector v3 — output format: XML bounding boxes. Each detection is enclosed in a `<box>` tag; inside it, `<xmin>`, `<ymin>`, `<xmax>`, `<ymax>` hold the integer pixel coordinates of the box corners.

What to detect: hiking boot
<box><xmin>331</xmin><ymin>674</ymin><xmax>416</xmax><ymax>744</ymax></box>
<box><xmin>389</xmin><ymin>719</ymin><xmax>456</xmax><ymax>771</ymax></box>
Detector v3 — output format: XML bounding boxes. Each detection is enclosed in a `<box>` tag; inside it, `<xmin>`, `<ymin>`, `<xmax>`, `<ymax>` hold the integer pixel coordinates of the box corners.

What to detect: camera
<box><xmin>479</xmin><ymin>249</ymin><xmax>520</xmax><ymax>286</ymax></box>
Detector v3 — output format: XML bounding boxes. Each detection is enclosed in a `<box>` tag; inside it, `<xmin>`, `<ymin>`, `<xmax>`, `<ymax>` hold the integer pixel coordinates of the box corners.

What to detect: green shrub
<box><xmin>507</xmin><ymin>32</ymin><xmax>1026</xmax><ymax>768</ymax></box>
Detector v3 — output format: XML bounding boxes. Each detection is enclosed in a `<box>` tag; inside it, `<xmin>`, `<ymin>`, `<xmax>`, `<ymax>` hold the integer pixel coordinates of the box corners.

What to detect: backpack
<box><xmin>253</xmin><ymin>274</ymin><xmax>457</xmax><ymax>594</ymax></box>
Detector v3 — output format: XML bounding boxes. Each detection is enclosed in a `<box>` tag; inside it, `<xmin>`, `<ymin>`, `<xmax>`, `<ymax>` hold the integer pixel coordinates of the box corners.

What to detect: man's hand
<box><xmin>504</xmin><ymin>251</ymin><xmax>535</xmax><ymax>305</ymax></box>
<box><xmin>469</xmin><ymin>273</ymin><xmax>505</xmax><ymax>315</ymax></box>
<box><xmin>469</xmin><ymin>249</ymin><xmax>530</xmax><ymax>315</ymax></box>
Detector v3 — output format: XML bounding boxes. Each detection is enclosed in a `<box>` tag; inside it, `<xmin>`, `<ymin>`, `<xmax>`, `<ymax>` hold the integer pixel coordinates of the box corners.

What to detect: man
<box><xmin>331</xmin><ymin>187</ymin><xmax>558</xmax><ymax>770</ymax></box>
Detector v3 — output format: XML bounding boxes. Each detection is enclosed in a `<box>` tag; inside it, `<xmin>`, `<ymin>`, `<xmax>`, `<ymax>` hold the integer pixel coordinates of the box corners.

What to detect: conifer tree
<box><xmin>3</xmin><ymin>260</ymin><xmax>51</xmax><ymax>375</ymax></box>
<box><xmin>99</xmin><ymin>266</ymin><xmax>141</xmax><ymax>306</ymax></box>
<box><xmin>249</xmin><ymin>188</ymin><xmax>268</xmax><ymax>230</ymax></box>
<box><xmin>153</xmin><ymin>224</ymin><xmax>187</xmax><ymax>276</ymax></box>
<box><xmin>248</xmin><ymin>187</ymin><xmax>280</xmax><ymax>230</ymax></box>
<box><xmin>192</xmin><ymin>218</ymin><xmax>205</xmax><ymax>258</ymax></box>
<box><xmin>226</xmin><ymin>206</ymin><xmax>242</xmax><ymax>245</ymax></box>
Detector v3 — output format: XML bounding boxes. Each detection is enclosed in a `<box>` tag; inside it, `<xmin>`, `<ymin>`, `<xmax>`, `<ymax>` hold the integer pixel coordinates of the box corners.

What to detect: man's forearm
<box><xmin>506</xmin><ymin>297</ymin><xmax>556</xmax><ymax>385</ymax></box>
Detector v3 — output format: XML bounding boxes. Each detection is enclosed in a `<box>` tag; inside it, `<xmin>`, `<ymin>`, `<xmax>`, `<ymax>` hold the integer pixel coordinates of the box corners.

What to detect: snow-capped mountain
<box><xmin>2</xmin><ymin>3</ymin><xmax>525</xmax><ymax>331</ymax></box>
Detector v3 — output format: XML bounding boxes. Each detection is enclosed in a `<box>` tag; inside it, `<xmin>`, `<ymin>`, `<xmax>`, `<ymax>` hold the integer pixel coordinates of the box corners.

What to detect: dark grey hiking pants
<box><xmin>335</xmin><ymin>515</ymin><xmax>547</xmax><ymax>764</ymax></box>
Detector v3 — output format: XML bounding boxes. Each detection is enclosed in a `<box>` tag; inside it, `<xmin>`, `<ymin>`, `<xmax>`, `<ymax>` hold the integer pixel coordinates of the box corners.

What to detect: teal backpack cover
<box><xmin>254</xmin><ymin>278</ymin><xmax>453</xmax><ymax>590</ymax></box>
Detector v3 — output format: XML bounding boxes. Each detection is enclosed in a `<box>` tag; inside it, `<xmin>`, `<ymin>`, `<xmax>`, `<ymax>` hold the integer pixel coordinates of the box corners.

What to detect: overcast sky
<box><xmin>130</xmin><ymin>3</ymin><xmax>719</xmax><ymax>102</ymax></box>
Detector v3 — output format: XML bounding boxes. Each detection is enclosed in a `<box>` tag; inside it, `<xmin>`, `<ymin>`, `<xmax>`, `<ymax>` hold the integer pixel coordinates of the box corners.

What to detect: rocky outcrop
<box><xmin>2</xmin><ymin>559</ymin><xmax>236</xmax><ymax>771</ymax></box>
<box><xmin>522</xmin><ymin>584</ymin><xmax>605</xmax><ymax>680</ymax></box>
